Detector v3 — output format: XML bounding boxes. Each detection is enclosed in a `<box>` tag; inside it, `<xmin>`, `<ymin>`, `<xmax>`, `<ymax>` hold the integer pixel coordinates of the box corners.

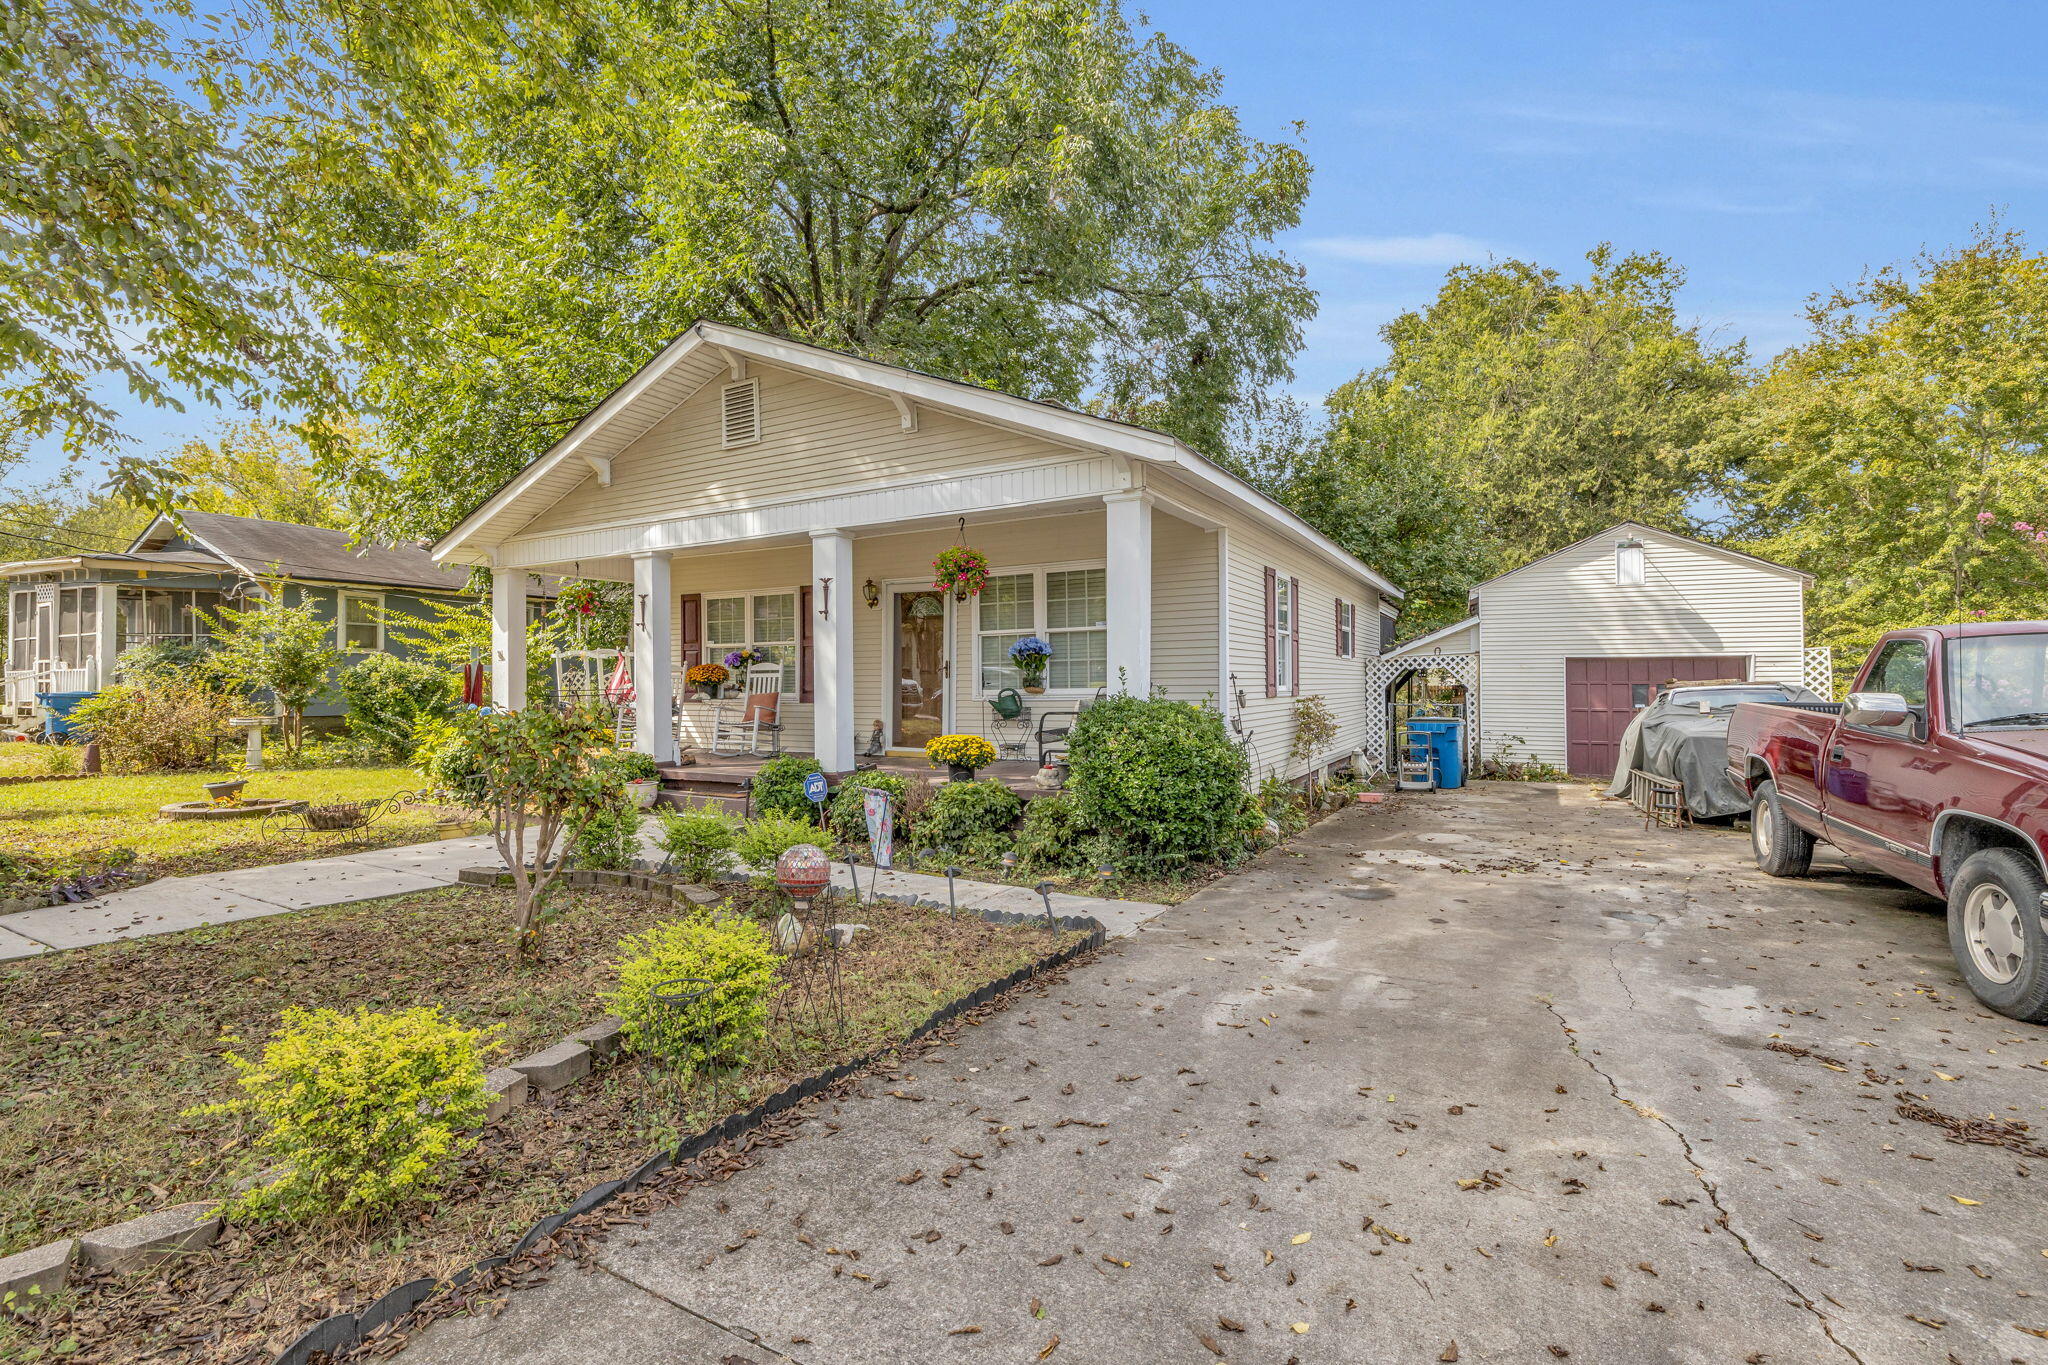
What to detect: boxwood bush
<box><xmin>911</xmin><ymin>778</ymin><xmax>1022</xmax><ymax>852</ymax></box>
<box><xmin>608</xmin><ymin>913</ymin><xmax>781</xmax><ymax>1070</ymax></box>
<box><xmin>751</xmin><ymin>754</ymin><xmax>824</xmax><ymax>820</ymax></box>
<box><xmin>1066</xmin><ymin>695</ymin><xmax>1249</xmax><ymax>871</ymax></box>
<box><xmin>1014</xmin><ymin>792</ymin><xmax>1093</xmax><ymax>873</ymax></box>
<box><xmin>655</xmin><ymin>806</ymin><xmax>740</xmax><ymax>882</ymax></box>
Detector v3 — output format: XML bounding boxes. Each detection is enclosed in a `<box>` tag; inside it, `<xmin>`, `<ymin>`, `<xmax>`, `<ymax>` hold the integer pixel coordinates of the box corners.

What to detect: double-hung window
<box><xmin>703</xmin><ymin>590</ymin><xmax>798</xmax><ymax>692</ymax></box>
<box><xmin>337</xmin><ymin>592</ymin><xmax>384</xmax><ymax>653</ymax></box>
<box><xmin>1335</xmin><ymin>600</ymin><xmax>1355</xmax><ymax>659</ymax></box>
<box><xmin>975</xmin><ymin>565</ymin><xmax>1107</xmax><ymax>693</ymax></box>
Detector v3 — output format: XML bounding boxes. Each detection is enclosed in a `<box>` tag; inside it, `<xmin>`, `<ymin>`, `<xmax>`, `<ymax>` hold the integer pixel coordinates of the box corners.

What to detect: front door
<box><xmin>891</xmin><ymin>589</ymin><xmax>949</xmax><ymax>748</ymax></box>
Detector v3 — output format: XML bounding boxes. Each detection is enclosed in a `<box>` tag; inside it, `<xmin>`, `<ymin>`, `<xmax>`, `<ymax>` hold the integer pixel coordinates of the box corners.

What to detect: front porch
<box><xmin>657</xmin><ymin>751</ymin><xmax>1047</xmax><ymax>816</ymax></box>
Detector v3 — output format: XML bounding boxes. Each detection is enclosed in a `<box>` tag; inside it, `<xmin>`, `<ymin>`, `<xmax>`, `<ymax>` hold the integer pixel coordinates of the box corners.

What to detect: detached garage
<box><xmin>1387</xmin><ymin>522</ymin><xmax>1820</xmax><ymax>776</ymax></box>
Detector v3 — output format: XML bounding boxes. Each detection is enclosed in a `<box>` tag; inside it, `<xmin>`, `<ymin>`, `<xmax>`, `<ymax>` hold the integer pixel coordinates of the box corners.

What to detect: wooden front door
<box><xmin>891</xmin><ymin>589</ymin><xmax>949</xmax><ymax>748</ymax></box>
<box><xmin>1563</xmin><ymin>655</ymin><xmax>1748</xmax><ymax>776</ymax></box>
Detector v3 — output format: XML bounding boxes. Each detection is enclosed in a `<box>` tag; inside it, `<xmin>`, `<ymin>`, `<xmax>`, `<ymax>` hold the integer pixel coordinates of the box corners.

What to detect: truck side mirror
<box><xmin>1844</xmin><ymin>691</ymin><xmax>1912</xmax><ymax>727</ymax></box>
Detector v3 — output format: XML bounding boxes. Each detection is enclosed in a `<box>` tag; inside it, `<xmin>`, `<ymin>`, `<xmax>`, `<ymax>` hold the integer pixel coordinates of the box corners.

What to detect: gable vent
<box><xmin>720</xmin><ymin>379</ymin><xmax>761</xmax><ymax>447</ymax></box>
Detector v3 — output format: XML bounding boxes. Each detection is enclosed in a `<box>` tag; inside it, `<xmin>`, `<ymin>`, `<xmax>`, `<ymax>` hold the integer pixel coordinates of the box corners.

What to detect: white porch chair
<box><xmin>710</xmin><ymin>664</ymin><xmax>784</xmax><ymax>757</ymax></box>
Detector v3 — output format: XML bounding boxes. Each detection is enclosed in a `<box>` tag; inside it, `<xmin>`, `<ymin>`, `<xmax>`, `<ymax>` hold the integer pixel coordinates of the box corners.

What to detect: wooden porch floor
<box><xmin>661</xmin><ymin>751</ymin><xmax>1044</xmax><ymax>793</ymax></box>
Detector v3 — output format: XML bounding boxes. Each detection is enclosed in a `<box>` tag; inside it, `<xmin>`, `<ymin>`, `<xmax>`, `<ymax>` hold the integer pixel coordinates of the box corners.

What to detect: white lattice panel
<box><xmin>1363</xmin><ymin>652</ymin><xmax>1479</xmax><ymax>774</ymax></box>
<box><xmin>1803</xmin><ymin>647</ymin><xmax>1834</xmax><ymax>700</ymax></box>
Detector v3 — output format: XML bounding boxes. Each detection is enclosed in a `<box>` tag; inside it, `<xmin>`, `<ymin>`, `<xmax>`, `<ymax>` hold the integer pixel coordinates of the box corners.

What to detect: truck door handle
<box><xmin>1828</xmin><ymin>745</ymin><xmax>1848</xmax><ymax>764</ymax></box>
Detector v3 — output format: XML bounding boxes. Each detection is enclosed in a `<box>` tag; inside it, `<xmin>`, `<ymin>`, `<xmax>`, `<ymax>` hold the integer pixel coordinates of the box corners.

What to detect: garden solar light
<box><xmin>1001</xmin><ymin>849</ymin><xmax>1019</xmax><ymax>872</ymax></box>
<box><xmin>1094</xmin><ymin>861</ymin><xmax>1115</xmax><ymax>883</ymax></box>
<box><xmin>1034</xmin><ymin>880</ymin><xmax>1056</xmax><ymax>929</ymax></box>
<box><xmin>944</xmin><ymin>865</ymin><xmax>961</xmax><ymax>917</ymax></box>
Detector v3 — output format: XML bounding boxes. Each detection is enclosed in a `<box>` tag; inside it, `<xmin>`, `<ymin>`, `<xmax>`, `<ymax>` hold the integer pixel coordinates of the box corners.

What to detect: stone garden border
<box><xmin>0</xmin><ymin>858</ymin><xmax>1103</xmax><ymax>1356</ymax></box>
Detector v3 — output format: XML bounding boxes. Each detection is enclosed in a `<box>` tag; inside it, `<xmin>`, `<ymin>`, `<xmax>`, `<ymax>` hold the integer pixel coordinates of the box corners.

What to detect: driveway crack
<box><xmin>1537</xmin><ymin>997</ymin><xmax>1866</xmax><ymax>1365</ymax></box>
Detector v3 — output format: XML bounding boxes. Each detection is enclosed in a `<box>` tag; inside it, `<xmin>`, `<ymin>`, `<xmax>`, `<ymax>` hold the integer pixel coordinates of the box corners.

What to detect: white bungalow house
<box><xmin>1386</xmin><ymin>521</ymin><xmax>1820</xmax><ymax>776</ymax></box>
<box><xmin>429</xmin><ymin>323</ymin><xmax>1402</xmax><ymax>781</ymax></box>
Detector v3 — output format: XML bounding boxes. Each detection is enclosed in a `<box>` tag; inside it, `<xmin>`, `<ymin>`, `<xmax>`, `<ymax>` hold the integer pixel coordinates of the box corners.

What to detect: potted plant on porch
<box><xmin>685</xmin><ymin>661</ymin><xmax>729</xmax><ymax>701</ymax></box>
<box><xmin>607</xmin><ymin>749</ymin><xmax>664</xmax><ymax>807</ymax></box>
<box><xmin>926</xmin><ymin>733</ymin><xmax>998</xmax><ymax>782</ymax></box>
<box><xmin>1008</xmin><ymin>636</ymin><xmax>1051</xmax><ymax>693</ymax></box>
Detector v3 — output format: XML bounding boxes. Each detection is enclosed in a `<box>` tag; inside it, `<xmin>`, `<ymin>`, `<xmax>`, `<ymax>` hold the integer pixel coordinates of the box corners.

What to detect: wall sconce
<box><xmin>862</xmin><ymin>578</ymin><xmax>881</xmax><ymax>608</ymax></box>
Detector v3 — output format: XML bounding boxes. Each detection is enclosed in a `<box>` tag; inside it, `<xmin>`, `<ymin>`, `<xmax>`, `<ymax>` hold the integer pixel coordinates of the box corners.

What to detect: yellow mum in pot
<box><xmin>925</xmin><ymin>733</ymin><xmax>997</xmax><ymax>772</ymax></box>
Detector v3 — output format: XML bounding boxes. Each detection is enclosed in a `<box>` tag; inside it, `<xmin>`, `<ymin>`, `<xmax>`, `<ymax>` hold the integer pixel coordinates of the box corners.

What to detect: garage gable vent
<box><xmin>1616</xmin><ymin>537</ymin><xmax>1645</xmax><ymax>586</ymax></box>
<box><xmin>720</xmin><ymin>379</ymin><xmax>761</xmax><ymax>448</ymax></box>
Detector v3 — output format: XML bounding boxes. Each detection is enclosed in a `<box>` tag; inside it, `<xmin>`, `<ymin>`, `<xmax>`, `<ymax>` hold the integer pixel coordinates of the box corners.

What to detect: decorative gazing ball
<box><xmin>774</xmin><ymin>843</ymin><xmax>832</xmax><ymax>898</ymax></box>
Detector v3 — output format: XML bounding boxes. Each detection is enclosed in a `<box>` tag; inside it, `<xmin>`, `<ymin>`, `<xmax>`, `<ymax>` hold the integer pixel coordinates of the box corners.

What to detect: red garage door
<box><xmin>1564</xmin><ymin>656</ymin><xmax>1749</xmax><ymax>777</ymax></box>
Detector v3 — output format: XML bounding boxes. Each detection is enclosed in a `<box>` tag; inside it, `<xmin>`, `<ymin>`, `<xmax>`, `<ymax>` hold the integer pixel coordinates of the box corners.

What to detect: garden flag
<box><xmin>863</xmin><ymin>787</ymin><xmax>895</xmax><ymax>868</ymax></box>
<box><xmin>603</xmin><ymin>655</ymin><xmax>636</xmax><ymax>705</ymax></box>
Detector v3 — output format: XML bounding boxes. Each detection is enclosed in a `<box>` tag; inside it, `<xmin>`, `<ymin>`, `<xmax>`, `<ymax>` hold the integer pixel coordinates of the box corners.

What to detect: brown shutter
<box><xmin>1335</xmin><ymin>598</ymin><xmax>1345</xmax><ymax>657</ymax></box>
<box><xmin>798</xmin><ymin>585</ymin><xmax>814</xmax><ymax>702</ymax></box>
<box><xmin>679</xmin><ymin>593</ymin><xmax>702</xmax><ymax>671</ymax></box>
<box><xmin>1263</xmin><ymin>566</ymin><xmax>1278</xmax><ymax>698</ymax></box>
<box><xmin>1289</xmin><ymin>577</ymin><xmax>1301</xmax><ymax>695</ymax></box>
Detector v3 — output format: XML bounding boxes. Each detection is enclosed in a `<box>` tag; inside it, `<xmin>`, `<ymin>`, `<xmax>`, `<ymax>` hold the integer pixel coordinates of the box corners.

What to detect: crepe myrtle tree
<box><xmin>441</xmin><ymin>706</ymin><xmax>617</xmax><ymax>962</ymax></box>
<box><xmin>203</xmin><ymin>589</ymin><xmax>341</xmax><ymax>755</ymax></box>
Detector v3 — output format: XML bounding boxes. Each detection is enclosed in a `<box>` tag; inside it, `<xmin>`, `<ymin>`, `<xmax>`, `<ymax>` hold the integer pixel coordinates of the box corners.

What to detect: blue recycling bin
<box><xmin>36</xmin><ymin>690</ymin><xmax>95</xmax><ymax>741</ymax></box>
<box><xmin>1409</xmin><ymin>717</ymin><xmax>1466</xmax><ymax>790</ymax></box>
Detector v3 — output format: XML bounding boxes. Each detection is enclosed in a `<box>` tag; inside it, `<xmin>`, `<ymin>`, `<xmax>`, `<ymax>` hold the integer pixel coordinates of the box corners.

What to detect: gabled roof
<box><xmin>1385</xmin><ymin>616</ymin><xmax>1479</xmax><ymax>658</ymax></box>
<box><xmin>129</xmin><ymin>511</ymin><xmax>472</xmax><ymax>594</ymax></box>
<box><xmin>430</xmin><ymin>321</ymin><xmax>1403</xmax><ymax>600</ymax></box>
<box><xmin>1471</xmin><ymin>521</ymin><xmax>1811</xmax><ymax>600</ymax></box>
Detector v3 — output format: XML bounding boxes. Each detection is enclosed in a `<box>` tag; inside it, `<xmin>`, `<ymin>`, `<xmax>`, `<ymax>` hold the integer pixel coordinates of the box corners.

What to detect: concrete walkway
<box><xmin>0</xmin><ymin>834</ymin><xmax>1159</xmax><ymax>960</ymax></box>
<box><xmin>396</xmin><ymin>782</ymin><xmax>2048</xmax><ymax>1365</ymax></box>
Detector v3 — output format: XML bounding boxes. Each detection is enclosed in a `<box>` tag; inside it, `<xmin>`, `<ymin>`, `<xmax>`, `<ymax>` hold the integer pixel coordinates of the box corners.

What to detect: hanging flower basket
<box><xmin>932</xmin><ymin>545</ymin><xmax>991</xmax><ymax>601</ymax></box>
<box><xmin>556</xmin><ymin>581</ymin><xmax>603</xmax><ymax>617</ymax></box>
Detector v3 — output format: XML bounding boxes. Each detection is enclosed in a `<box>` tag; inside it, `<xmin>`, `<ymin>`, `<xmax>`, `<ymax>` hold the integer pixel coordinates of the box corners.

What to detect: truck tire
<box><xmin>1946</xmin><ymin>848</ymin><xmax>2048</xmax><ymax>1023</ymax></box>
<box><xmin>1750</xmin><ymin>780</ymin><xmax>1814</xmax><ymax>878</ymax></box>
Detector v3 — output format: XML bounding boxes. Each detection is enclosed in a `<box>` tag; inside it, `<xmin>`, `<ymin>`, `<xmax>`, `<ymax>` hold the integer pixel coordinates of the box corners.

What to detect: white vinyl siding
<box><xmin>1474</xmin><ymin>524</ymin><xmax>1807</xmax><ymax>767</ymax></box>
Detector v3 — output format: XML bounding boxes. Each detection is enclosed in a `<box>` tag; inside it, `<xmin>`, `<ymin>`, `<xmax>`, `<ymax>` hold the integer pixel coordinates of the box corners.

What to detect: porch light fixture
<box><xmin>862</xmin><ymin>578</ymin><xmax>880</xmax><ymax>608</ymax></box>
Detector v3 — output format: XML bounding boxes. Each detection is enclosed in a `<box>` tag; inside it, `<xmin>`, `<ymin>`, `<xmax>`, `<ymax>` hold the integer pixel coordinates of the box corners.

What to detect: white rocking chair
<box><xmin>711</xmin><ymin>664</ymin><xmax>784</xmax><ymax>757</ymax></box>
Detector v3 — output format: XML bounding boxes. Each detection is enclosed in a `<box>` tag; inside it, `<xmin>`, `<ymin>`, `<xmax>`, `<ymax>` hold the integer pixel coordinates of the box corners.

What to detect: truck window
<box><xmin>1864</xmin><ymin>639</ymin><xmax>1928</xmax><ymax>707</ymax></box>
<box><xmin>1950</xmin><ymin>632</ymin><xmax>2048</xmax><ymax>728</ymax></box>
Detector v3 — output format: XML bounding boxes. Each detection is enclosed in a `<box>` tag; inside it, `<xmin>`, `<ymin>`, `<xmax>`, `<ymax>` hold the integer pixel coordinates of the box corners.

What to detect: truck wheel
<box><xmin>1750</xmin><ymin>780</ymin><xmax>1814</xmax><ymax>877</ymax></box>
<box><xmin>1946</xmin><ymin>849</ymin><xmax>2048</xmax><ymax>1023</ymax></box>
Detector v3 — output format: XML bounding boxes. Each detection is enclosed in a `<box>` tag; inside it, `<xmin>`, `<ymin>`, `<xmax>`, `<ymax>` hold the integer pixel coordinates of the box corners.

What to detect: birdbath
<box><xmin>227</xmin><ymin>716</ymin><xmax>274</xmax><ymax>771</ymax></box>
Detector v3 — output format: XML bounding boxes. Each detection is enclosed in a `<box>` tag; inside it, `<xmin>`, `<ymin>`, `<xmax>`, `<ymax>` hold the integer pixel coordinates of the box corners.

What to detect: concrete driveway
<box><xmin>400</xmin><ymin>782</ymin><xmax>2048</xmax><ymax>1365</ymax></box>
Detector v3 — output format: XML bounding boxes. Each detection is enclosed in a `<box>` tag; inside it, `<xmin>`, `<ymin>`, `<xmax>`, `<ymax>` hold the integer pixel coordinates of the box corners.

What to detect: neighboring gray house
<box><xmin>2</xmin><ymin>509</ymin><xmax>491</xmax><ymax>726</ymax></box>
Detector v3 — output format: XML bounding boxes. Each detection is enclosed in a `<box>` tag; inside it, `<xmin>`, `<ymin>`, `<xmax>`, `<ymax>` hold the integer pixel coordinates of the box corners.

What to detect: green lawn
<box><xmin>0</xmin><ymin>764</ymin><xmax>478</xmax><ymax>880</ymax></box>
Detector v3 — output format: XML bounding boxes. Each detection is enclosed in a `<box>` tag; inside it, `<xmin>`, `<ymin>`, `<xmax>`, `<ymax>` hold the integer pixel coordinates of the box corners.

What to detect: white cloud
<box><xmin>1299</xmin><ymin>233</ymin><xmax>1493</xmax><ymax>266</ymax></box>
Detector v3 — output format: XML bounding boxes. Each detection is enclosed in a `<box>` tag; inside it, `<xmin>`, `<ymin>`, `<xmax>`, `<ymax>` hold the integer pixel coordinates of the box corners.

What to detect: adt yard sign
<box><xmin>803</xmin><ymin>771</ymin><xmax>829</xmax><ymax>807</ymax></box>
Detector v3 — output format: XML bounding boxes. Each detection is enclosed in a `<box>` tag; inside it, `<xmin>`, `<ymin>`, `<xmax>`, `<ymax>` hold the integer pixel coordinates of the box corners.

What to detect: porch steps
<box><xmin>655</xmin><ymin>763</ymin><xmax>752</xmax><ymax>818</ymax></box>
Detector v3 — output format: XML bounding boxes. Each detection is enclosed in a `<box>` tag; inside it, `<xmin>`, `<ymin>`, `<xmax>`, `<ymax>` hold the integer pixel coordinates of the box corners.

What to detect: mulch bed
<box><xmin>0</xmin><ymin>882</ymin><xmax>1089</xmax><ymax>1363</ymax></box>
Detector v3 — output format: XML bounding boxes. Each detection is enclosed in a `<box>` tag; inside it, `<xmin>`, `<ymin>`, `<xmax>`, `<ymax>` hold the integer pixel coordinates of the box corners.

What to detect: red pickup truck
<box><xmin>1726</xmin><ymin>623</ymin><xmax>2048</xmax><ymax>1022</ymax></box>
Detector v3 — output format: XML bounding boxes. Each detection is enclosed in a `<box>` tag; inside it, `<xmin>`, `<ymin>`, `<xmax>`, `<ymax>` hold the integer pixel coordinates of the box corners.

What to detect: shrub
<box><xmin>66</xmin><ymin>680</ymin><xmax>237</xmax><ymax>771</ymax></box>
<box><xmin>736</xmin><ymin>814</ymin><xmax>827</xmax><ymax>871</ymax></box>
<box><xmin>1256</xmin><ymin>775</ymin><xmax>1308</xmax><ymax>836</ymax></box>
<box><xmin>413</xmin><ymin>716</ymin><xmax>489</xmax><ymax>805</ymax></box>
<box><xmin>604</xmin><ymin>749</ymin><xmax>662</xmax><ymax>782</ymax></box>
<box><xmin>1067</xmin><ymin>694</ymin><xmax>1248</xmax><ymax>872</ymax></box>
<box><xmin>113</xmin><ymin>638</ymin><xmax>213</xmax><ymax>685</ymax></box>
<box><xmin>827</xmin><ymin>772</ymin><xmax>912</xmax><ymax>844</ymax></box>
<box><xmin>336</xmin><ymin>653</ymin><xmax>456</xmax><ymax>763</ymax></box>
<box><xmin>191</xmin><ymin>1005</ymin><xmax>496</xmax><ymax>1221</ymax></box>
<box><xmin>655</xmin><ymin>806</ymin><xmax>739</xmax><ymax>882</ymax></box>
<box><xmin>751</xmin><ymin>754</ymin><xmax>823</xmax><ymax>819</ymax></box>
<box><xmin>608</xmin><ymin>913</ymin><xmax>781</xmax><ymax>1069</ymax></box>
<box><xmin>203</xmin><ymin>594</ymin><xmax>340</xmax><ymax>755</ymax></box>
<box><xmin>911</xmin><ymin>778</ymin><xmax>1022</xmax><ymax>852</ymax></box>
<box><xmin>1014</xmin><ymin>792</ymin><xmax>1094</xmax><ymax>874</ymax></box>
<box><xmin>571</xmin><ymin>800</ymin><xmax>642</xmax><ymax>871</ymax></box>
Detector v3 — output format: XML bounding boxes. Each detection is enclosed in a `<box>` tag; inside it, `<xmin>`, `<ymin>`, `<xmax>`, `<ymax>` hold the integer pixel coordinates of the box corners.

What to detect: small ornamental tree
<box><xmin>203</xmin><ymin>590</ymin><xmax>341</xmax><ymax>755</ymax></box>
<box><xmin>441</xmin><ymin>707</ymin><xmax>615</xmax><ymax>961</ymax></box>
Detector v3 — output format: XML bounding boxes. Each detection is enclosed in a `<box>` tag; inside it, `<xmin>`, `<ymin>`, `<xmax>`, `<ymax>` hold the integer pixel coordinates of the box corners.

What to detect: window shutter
<box><xmin>1263</xmin><ymin>566</ymin><xmax>1277</xmax><ymax>698</ymax></box>
<box><xmin>798</xmin><ymin>585</ymin><xmax>814</xmax><ymax>702</ymax></box>
<box><xmin>679</xmin><ymin>593</ymin><xmax>702</xmax><ymax>671</ymax></box>
<box><xmin>1335</xmin><ymin>598</ymin><xmax>1345</xmax><ymax>657</ymax></box>
<box><xmin>1289</xmin><ymin>577</ymin><xmax>1301</xmax><ymax>695</ymax></box>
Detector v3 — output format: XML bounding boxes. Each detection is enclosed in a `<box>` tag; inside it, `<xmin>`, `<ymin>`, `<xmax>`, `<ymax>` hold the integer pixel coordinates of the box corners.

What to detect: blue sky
<box><xmin>21</xmin><ymin>0</ymin><xmax>2048</xmax><ymax>482</ymax></box>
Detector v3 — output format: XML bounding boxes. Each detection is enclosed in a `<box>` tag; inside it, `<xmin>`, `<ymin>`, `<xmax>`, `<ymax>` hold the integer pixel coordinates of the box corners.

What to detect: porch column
<box><xmin>810</xmin><ymin>529</ymin><xmax>856</xmax><ymax>773</ymax></box>
<box><xmin>490</xmin><ymin>567</ymin><xmax>528</xmax><ymax>710</ymax></box>
<box><xmin>93</xmin><ymin>583</ymin><xmax>119</xmax><ymax>689</ymax></box>
<box><xmin>1103</xmin><ymin>491</ymin><xmax>1152</xmax><ymax>695</ymax></box>
<box><xmin>630</xmin><ymin>551</ymin><xmax>675</xmax><ymax>763</ymax></box>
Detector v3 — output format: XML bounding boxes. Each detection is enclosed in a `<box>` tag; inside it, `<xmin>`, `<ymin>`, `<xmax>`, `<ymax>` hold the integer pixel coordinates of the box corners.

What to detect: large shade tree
<box><xmin>276</xmin><ymin>0</ymin><xmax>1315</xmax><ymax>537</ymax></box>
<box><xmin>1277</xmin><ymin>247</ymin><xmax>1748</xmax><ymax>635</ymax></box>
<box><xmin>1715</xmin><ymin>223</ymin><xmax>2048</xmax><ymax>678</ymax></box>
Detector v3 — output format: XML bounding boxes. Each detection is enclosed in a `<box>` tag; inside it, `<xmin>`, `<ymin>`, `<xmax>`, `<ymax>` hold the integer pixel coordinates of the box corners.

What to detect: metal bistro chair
<box><xmin>988</xmin><ymin>687</ymin><xmax>1031</xmax><ymax>760</ymax></box>
<box><xmin>1034</xmin><ymin>686</ymin><xmax>1105</xmax><ymax>766</ymax></box>
<box><xmin>711</xmin><ymin>664</ymin><xmax>785</xmax><ymax>757</ymax></box>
